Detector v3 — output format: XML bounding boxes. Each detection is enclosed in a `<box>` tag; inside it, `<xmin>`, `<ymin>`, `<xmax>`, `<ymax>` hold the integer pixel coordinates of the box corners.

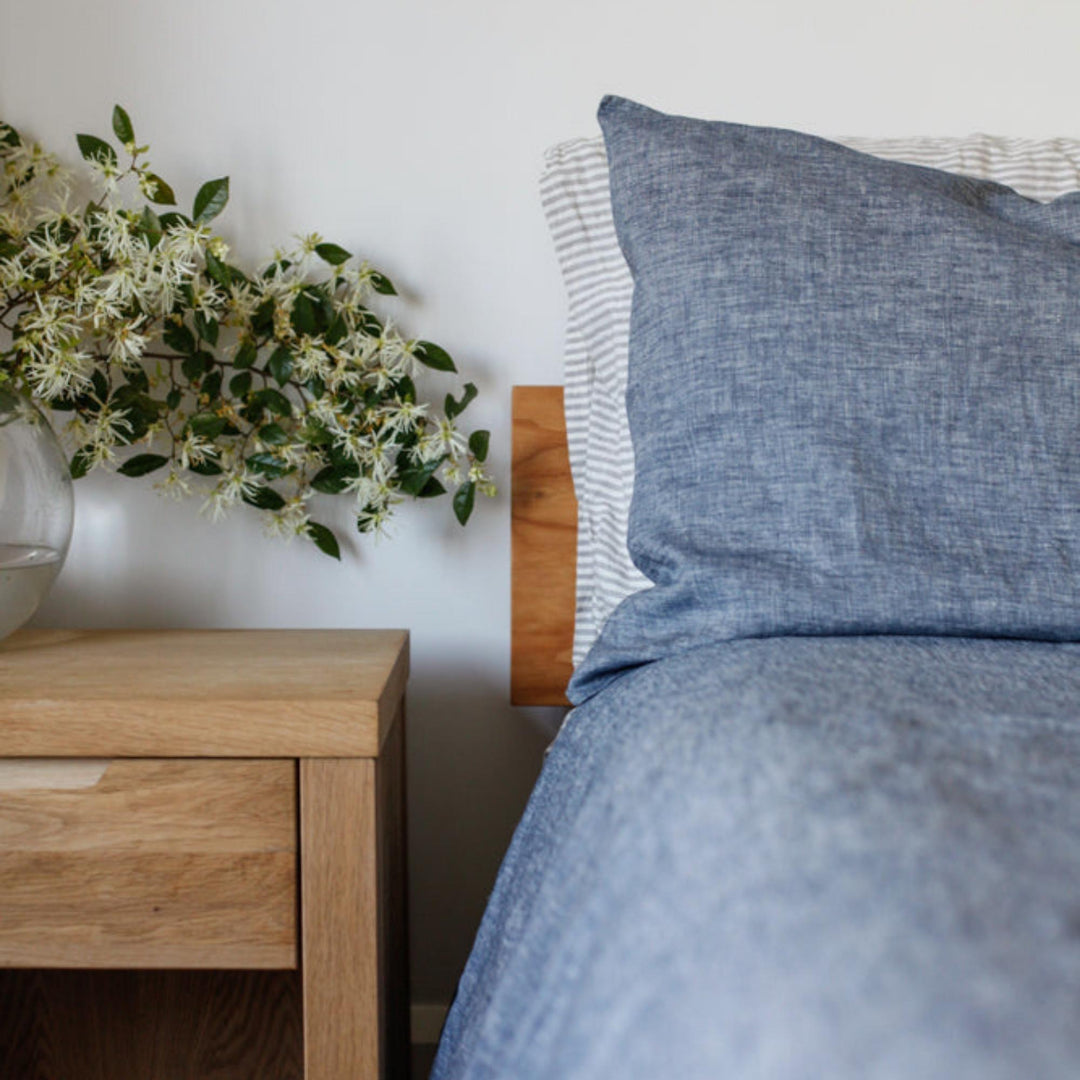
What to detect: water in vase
<box><xmin>0</xmin><ymin>544</ymin><xmax>63</xmax><ymax>639</ymax></box>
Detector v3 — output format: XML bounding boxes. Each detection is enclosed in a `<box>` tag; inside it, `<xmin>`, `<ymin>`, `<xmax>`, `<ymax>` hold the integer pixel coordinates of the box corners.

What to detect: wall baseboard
<box><xmin>411</xmin><ymin>1002</ymin><xmax>450</xmax><ymax>1046</ymax></box>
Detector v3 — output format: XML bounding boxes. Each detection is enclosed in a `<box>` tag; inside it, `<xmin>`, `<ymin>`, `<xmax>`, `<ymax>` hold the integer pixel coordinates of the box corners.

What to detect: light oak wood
<box><xmin>299</xmin><ymin>702</ymin><xmax>410</xmax><ymax>1080</ymax></box>
<box><xmin>0</xmin><ymin>969</ymin><xmax>303</xmax><ymax>1079</ymax></box>
<box><xmin>511</xmin><ymin>385</ymin><xmax>577</xmax><ymax>706</ymax></box>
<box><xmin>0</xmin><ymin>630</ymin><xmax>410</xmax><ymax>1078</ymax></box>
<box><xmin>0</xmin><ymin>629</ymin><xmax>408</xmax><ymax>758</ymax></box>
<box><xmin>0</xmin><ymin>759</ymin><xmax>109</xmax><ymax>791</ymax></box>
<box><xmin>377</xmin><ymin>704</ymin><xmax>411</xmax><ymax>1077</ymax></box>
<box><xmin>0</xmin><ymin>759</ymin><xmax>297</xmax><ymax>969</ymax></box>
<box><xmin>301</xmin><ymin>757</ymin><xmax>381</xmax><ymax>1079</ymax></box>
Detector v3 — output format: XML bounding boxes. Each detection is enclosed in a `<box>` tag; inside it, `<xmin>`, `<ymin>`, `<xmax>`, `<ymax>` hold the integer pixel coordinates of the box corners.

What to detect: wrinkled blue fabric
<box><xmin>571</xmin><ymin>97</ymin><xmax>1080</xmax><ymax>704</ymax></box>
<box><xmin>434</xmin><ymin>637</ymin><xmax>1080</xmax><ymax>1079</ymax></box>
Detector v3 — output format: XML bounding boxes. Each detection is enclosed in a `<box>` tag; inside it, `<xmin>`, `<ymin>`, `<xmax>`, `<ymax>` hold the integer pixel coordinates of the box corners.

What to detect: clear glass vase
<box><xmin>0</xmin><ymin>389</ymin><xmax>74</xmax><ymax>641</ymax></box>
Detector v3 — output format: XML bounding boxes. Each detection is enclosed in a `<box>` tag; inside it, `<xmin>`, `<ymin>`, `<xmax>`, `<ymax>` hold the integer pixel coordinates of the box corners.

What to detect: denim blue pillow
<box><xmin>569</xmin><ymin>96</ymin><xmax>1080</xmax><ymax>703</ymax></box>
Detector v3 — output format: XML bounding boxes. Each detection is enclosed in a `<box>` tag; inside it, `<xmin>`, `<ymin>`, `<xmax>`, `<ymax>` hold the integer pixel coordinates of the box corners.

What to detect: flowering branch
<box><xmin>0</xmin><ymin>106</ymin><xmax>494</xmax><ymax>558</ymax></box>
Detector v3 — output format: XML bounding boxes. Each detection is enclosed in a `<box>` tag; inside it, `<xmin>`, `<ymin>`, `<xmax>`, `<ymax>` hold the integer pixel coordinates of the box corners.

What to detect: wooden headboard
<box><xmin>510</xmin><ymin>386</ymin><xmax>576</xmax><ymax>706</ymax></box>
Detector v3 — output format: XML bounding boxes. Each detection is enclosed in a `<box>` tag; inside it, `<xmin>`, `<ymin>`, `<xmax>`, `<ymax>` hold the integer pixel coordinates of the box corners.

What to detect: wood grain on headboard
<box><xmin>511</xmin><ymin>386</ymin><xmax>576</xmax><ymax>706</ymax></box>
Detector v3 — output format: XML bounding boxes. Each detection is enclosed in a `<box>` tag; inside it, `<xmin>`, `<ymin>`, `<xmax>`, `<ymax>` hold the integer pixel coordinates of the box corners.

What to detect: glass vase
<box><xmin>0</xmin><ymin>389</ymin><xmax>73</xmax><ymax>641</ymax></box>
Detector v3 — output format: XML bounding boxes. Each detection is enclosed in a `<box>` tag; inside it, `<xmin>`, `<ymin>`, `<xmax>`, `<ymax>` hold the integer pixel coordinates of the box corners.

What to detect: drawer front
<box><xmin>0</xmin><ymin>759</ymin><xmax>297</xmax><ymax>969</ymax></box>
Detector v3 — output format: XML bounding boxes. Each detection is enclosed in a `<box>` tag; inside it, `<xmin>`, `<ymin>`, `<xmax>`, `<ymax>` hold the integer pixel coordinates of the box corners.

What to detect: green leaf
<box><xmin>140</xmin><ymin>206</ymin><xmax>163</xmax><ymax>248</ymax></box>
<box><xmin>254</xmin><ymin>387</ymin><xmax>293</xmax><ymax>417</ymax></box>
<box><xmin>267</xmin><ymin>346</ymin><xmax>293</xmax><ymax>386</ymax></box>
<box><xmin>188</xmin><ymin>460</ymin><xmax>224</xmax><ymax>476</ymax></box>
<box><xmin>188</xmin><ymin>413</ymin><xmax>226</xmax><ymax>438</ymax></box>
<box><xmin>163</xmin><ymin>322</ymin><xmax>196</xmax><ymax>355</ymax></box>
<box><xmin>124</xmin><ymin>367</ymin><xmax>150</xmax><ymax>393</ymax></box>
<box><xmin>143</xmin><ymin>172</ymin><xmax>176</xmax><ymax>205</ymax></box>
<box><xmin>250</xmin><ymin>297</ymin><xmax>275</xmax><ymax>335</ymax></box>
<box><xmin>324</xmin><ymin>313</ymin><xmax>348</xmax><ymax>346</ymax></box>
<box><xmin>453</xmin><ymin>481</ymin><xmax>476</xmax><ymax>525</ymax></box>
<box><xmin>398</xmin><ymin>454</ymin><xmax>447</xmax><ymax>497</ymax></box>
<box><xmin>306</xmin><ymin>521</ymin><xmax>341</xmax><ymax>559</ymax></box>
<box><xmin>194</xmin><ymin>312</ymin><xmax>219</xmax><ymax>346</ymax></box>
<box><xmin>111</xmin><ymin>105</ymin><xmax>134</xmax><ymax>145</ymax></box>
<box><xmin>468</xmin><ymin>429</ymin><xmax>490</xmax><ymax>462</ymax></box>
<box><xmin>91</xmin><ymin>368</ymin><xmax>109</xmax><ymax>402</ymax></box>
<box><xmin>246</xmin><ymin>452</ymin><xmax>293</xmax><ymax>479</ymax></box>
<box><xmin>158</xmin><ymin>210</ymin><xmax>193</xmax><ymax>232</ymax></box>
<box><xmin>370</xmin><ymin>271</ymin><xmax>396</xmax><ymax>296</ymax></box>
<box><xmin>415</xmin><ymin>341</ymin><xmax>456</xmax><ymax>373</ymax></box>
<box><xmin>417</xmin><ymin>476</ymin><xmax>447</xmax><ymax>498</ymax></box>
<box><xmin>181</xmin><ymin>352</ymin><xmax>210</xmax><ymax>381</ymax></box>
<box><xmin>76</xmin><ymin>133</ymin><xmax>117</xmax><ymax>169</ymax></box>
<box><xmin>233</xmin><ymin>339</ymin><xmax>258</xmax><ymax>370</ymax></box>
<box><xmin>200</xmin><ymin>369</ymin><xmax>222</xmax><ymax>401</ymax></box>
<box><xmin>192</xmin><ymin>176</ymin><xmax>229</xmax><ymax>224</ymax></box>
<box><xmin>242</xmin><ymin>485</ymin><xmax>285</xmax><ymax>511</ymax></box>
<box><xmin>445</xmin><ymin>381</ymin><xmax>477</xmax><ymax>420</ymax></box>
<box><xmin>290</xmin><ymin>293</ymin><xmax>316</xmax><ymax>335</ymax></box>
<box><xmin>301</xmin><ymin>419</ymin><xmax>333</xmax><ymax>446</ymax></box>
<box><xmin>69</xmin><ymin>447</ymin><xmax>93</xmax><ymax>480</ymax></box>
<box><xmin>204</xmin><ymin>248</ymin><xmax>230</xmax><ymax>289</ymax></box>
<box><xmin>118</xmin><ymin>453</ymin><xmax>169</xmax><ymax>477</ymax></box>
<box><xmin>258</xmin><ymin>422</ymin><xmax>288</xmax><ymax>445</ymax></box>
<box><xmin>229</xmin><ymin>371</ymin><xmax>252</xmax><ymax>397</ymax></box>
<box><xmin>311</xmin><ymin>464</ymin><xmax>357</xmax><ymax>494</ymax></box>
<box><xmin>240</xmin><ymin>399</ymin><xmax>265</xmax><ymax>425</ymax></box>
<box><xmin>396</xmin><ymin>375</ymin><xmax>417</xmax><ymax>404</ymax></box>
<box><xmin>165</xmin><ymin>388</ymin><xmax>182</xmax><ymax>410</ymax></box>
<box><xmin>315</xmin><ymin>243</ymin><xmax>352</xmax><ymax>266</ymax></box>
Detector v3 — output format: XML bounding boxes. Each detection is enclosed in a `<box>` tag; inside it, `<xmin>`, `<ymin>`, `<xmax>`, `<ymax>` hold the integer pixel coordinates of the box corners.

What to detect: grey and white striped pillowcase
<box><xmin>540</xmin><ymin>132</ymin><xmax>1080</xmax><ymax>665</ymax></box>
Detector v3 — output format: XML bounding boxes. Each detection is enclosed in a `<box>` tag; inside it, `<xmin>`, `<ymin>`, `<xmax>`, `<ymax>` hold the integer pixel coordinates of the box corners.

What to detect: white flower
<box><xmin>97</xmin><ymin>262</ymin><xmax>141</xmax><ymax>306</ymax></box>
<box><xmin>264</xmin><ymin>496</ymin><xmax>310</xmax><ymax>538</ymax></box>
<box><xmin>293</xmin><ymin>338</ymin><xmax>331</xmax><ymax>381</ymax></box>
<box><xmin>161</xmin><ymin>221</ymin><xmax>213</xmax><ymax>263</ymax></box>
<box><xmin>97</xmin><ymin>207</ymin><xmax>140</xmax><ymax>261</ymax></box>
<box><xmin>202</xmin><ymin>468</ymin><xmax>259</xmax><ymax>521</ymax></box>
<box><xmin>437</xmin><ymin>417</ymin><xmax>468</xmax><ymax>458</ymax></box>
<box><xmin>178</xmin><ymin>432</ymin><xmax>216</xmax><ymax>470</ymax></box>
<box><xmin>378</xmin><ymin>398</ymin><xmax>427</xmax><ymax>437</ymax></box>
<box><xmin>225</xmin><ymin>282</ymin><xmax>258</xmax><ymax>323</ymax></box>
<box><xmin>155</xmin><ymin>468</ymin><xmax>193</xmax><ymax>501</ymax></box>
<box><xmin>109</xmin><ymin>323</ymin><xmax>148</xmax><ymax>366</ymax></box>
<box><xmin>190</xmin><ymin>280</ymin><xmax>224</xmax><ymax>320</ymax></box>
<box><xmin>23</xmin><ymin>229</ymin><xmax>71</xmax><ymax>280</ymax></box>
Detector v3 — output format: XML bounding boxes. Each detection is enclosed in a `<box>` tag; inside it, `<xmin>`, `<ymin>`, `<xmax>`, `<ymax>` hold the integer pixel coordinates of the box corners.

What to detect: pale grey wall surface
<box><xmin>3</xmin><ymin>0</ymin><xmax>1080</xmax><ymax>1004</ymax></box>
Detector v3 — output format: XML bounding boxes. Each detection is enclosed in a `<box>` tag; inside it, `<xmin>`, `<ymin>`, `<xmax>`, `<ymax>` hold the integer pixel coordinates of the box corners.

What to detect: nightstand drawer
<box><xmin>0</xmin><ymin>759</ymin><xmax>297</xmax><ymax>969</ymax></box>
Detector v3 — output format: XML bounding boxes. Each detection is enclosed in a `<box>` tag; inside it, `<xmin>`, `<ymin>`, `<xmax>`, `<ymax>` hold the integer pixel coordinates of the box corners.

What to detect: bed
<box><xmin>434</xmin><ymin>98</ymin><xmax>1080</xmax><ymax>1079</ymax></box>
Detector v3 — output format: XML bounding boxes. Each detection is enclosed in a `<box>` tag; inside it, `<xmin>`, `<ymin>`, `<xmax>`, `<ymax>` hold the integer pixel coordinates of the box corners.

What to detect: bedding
<box><xmin>436</xmin><ymin>100</ymin><xmax>1080</xmax><ymax>1078</ymax></box>
<box><xmin>571</xmin><ymin>96</ymin><xmax>1080</xmax><ymax>704</ymax></box>
<box><xmin>542</xmin><ymin>123</ymin><xmax>1080</xmax><ymax>664</ymax></box>
<box><xmin>434</xmin><ymin>636</ymin><xmax>1080</xmax><ymax>1079</ymax></box>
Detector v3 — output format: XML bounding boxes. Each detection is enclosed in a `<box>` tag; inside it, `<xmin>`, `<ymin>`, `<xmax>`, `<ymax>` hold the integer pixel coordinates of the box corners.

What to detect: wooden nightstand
<box><xmin>0</xmin><ymin>628</ymin><xmax>410</xmax><ymax>1080</ymax></box>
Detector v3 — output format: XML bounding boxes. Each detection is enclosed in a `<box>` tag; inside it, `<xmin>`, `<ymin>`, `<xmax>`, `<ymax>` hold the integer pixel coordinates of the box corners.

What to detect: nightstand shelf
<box><xmin>0</xmin><ymin>628</ymin><xmax>410</xmax><ymax>1080</ymax></box>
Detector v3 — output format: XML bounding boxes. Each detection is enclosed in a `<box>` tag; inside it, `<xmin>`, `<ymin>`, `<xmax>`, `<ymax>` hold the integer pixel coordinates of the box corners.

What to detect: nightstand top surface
<box><xmin>0</xmin><ymin>629</ymin><xmax>408</xmax><ymax>758</ymax></box>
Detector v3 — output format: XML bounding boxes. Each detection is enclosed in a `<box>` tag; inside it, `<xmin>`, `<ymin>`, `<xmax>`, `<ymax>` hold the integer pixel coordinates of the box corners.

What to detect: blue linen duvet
<box><xmin>433</xmin><ymin>636</ymin><xmax>1080</xmax><ymax>1079</ymax></box>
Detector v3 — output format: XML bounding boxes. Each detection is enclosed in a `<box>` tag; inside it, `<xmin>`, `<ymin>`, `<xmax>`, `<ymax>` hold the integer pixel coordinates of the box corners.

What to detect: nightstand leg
<box><xmin>300</xmin><ymin>714</ymin><xmax>410</xmax><ymax>1080</ymax></box>
<box><xmin>301</xmin><ymin>758</ymin><xmax>380</xmax><ymax>1079</ymax></box>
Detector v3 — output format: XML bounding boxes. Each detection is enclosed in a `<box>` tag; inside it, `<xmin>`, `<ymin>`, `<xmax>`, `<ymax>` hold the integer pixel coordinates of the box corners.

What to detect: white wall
<box><xmin>4</xmin><ymin>0</ymin><xmax>1080</xmax><ymax>1006</ymax></box>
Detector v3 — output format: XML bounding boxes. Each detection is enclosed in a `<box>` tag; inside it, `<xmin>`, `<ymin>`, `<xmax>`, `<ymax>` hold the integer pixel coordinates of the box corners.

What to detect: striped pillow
<box><xmin>541</xmin><ymin>131</ymin><xmax>1080</xmax><ymax>665</ymax></box>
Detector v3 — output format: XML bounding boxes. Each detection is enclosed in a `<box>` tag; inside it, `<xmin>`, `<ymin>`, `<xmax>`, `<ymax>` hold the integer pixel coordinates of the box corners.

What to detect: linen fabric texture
<box><xmin>542</xmin><ymin>120</ymin><xmax>1080</xmax><ymax>665</ymax></box>
<box><xmin>434</xmin><ymin>636</ymin><xmax>1080</xmax><ymax>1079</ymax></box>
<box><xmin>570</xmin><ymin>96</ymin><xmax>1080</xmax><ymax>703</ymax></box>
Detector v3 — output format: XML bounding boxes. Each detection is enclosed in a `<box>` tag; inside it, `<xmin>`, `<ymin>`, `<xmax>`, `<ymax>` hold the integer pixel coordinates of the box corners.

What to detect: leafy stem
<box><xmin>0</xmin><ymin>106</ymin><xmax>494</xmax><ymax>554</ymax></box>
